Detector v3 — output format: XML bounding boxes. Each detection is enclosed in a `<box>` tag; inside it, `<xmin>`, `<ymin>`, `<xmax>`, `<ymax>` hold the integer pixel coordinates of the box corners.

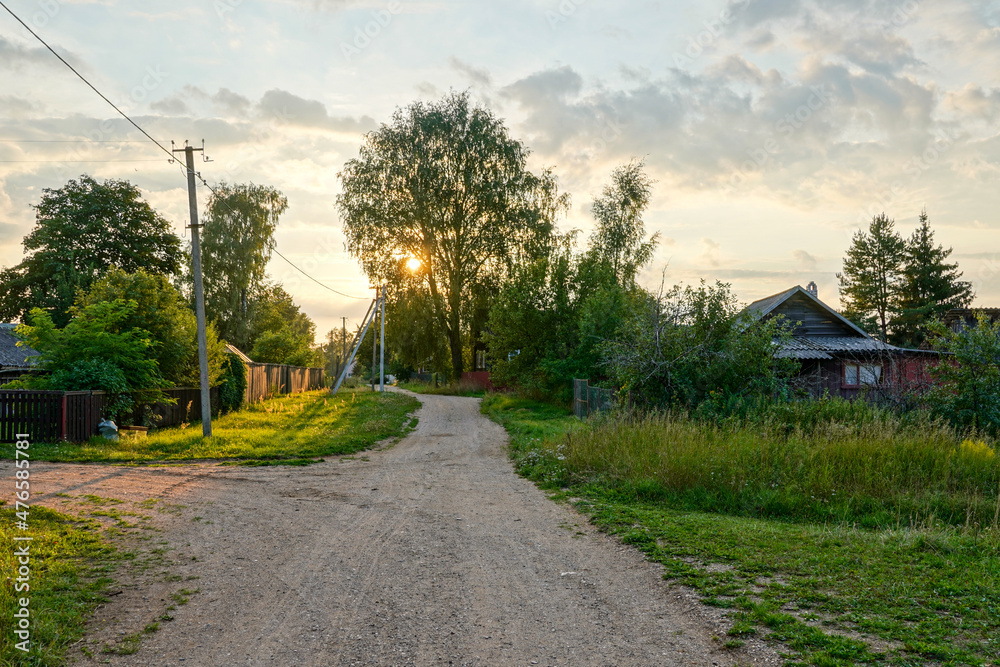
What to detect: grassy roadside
<box><xmin>0</xmin><ymin>505</ymin><xmax>117</xmax><ymax>666</ymax></box>
<box><xmin>397</xmin><ymin>379</ymin><xmax>487</xmax><ymax>398</ymax></box>
<box><xmin>482</xmin><ymin>394</ymin><xmax>1000</xmax><ymax>666</ymax></box>
<box><xmin>0</xmin><ymin>389</ymin><xmax>420</xmax><ymax>464</ymax></box>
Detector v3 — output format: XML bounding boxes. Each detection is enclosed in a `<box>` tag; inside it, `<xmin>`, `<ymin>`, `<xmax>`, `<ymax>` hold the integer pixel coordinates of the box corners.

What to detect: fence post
<box><xmin>60</xmin><ymin>393</ymin><xmax>67</xmax><ymax>441</ymax></box>
<box><xmin>573</xmin><ymin>379</ymin><xmax>589</xmax><ymax>419</ymax></box>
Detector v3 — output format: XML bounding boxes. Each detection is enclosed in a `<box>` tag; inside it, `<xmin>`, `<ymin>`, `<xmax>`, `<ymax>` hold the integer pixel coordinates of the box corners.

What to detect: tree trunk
<box><xmin>449</xmin><ymin>329</ymin><xmax>463</xmax><ymax>382</ymax></box>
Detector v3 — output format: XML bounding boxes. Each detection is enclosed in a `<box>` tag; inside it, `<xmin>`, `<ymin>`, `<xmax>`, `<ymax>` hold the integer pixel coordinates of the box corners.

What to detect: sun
<box><xmin>405</xmin><ymin>256</ymin><xmax>422</xmax><ymax>273</ymax></box>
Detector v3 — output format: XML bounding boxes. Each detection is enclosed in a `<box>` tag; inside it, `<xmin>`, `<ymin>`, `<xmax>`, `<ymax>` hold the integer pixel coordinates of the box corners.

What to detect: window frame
<box><xmin>842</xmin><ymin>361</ymin><xmax>883</xmax><ymax>388</ymax></box>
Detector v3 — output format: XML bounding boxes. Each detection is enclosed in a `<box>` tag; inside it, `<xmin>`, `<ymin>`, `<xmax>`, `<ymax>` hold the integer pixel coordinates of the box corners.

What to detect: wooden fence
<box><xmin>244</xmin><ymin>363</ymin><xmax>324</xmax><ymax>404</ymax></box>
<box><xmin>0</xmin><ymin>387</ymin><xmax>220</xmax><ymax>443</ymax></box>
<box><xmin>573</xmin><ymin>379</ymin><xmax>613</xmax><ymax>419</ymax></box>
<box><xmin>0</xmin><ymin>390</ymin><xmax>63</xmax><ymax>443</ymax></box>
<box><xmin>0</xmin><ymin>363</ymin><xmax>323</xmax><ymax>442</ymax></box>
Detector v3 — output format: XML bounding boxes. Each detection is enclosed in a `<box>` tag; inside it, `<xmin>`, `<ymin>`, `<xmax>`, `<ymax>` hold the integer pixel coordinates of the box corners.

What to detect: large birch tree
<box><xmin>338</xmin><ymin>91</ymin><xmax>567</xmax><ymax>379</ymax></box>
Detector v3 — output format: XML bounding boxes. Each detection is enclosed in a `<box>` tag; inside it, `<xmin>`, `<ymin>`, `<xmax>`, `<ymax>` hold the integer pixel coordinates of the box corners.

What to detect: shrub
<box><xmin>218</xmin><ymin>352</ymin><xmax>247</xmax><ymax>414</ymax></box>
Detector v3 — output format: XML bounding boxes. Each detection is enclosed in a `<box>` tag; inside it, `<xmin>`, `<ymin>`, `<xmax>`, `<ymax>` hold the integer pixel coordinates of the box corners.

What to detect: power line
<box><xmin>0</xmin><ymin>0</ymin><xmax>366</xmax><ymax>303</ymax></box>
<box><xmin>0</xmin><ymin>159</ymin><xmax>166</xmax><ymax>163</ymax></box>
<box><xmin>0</xmin><ymin>139</ymin><xmax>164</xmax><ymax>143</ymax></box>
<box><xmin>0</xmin><ymin>0</ymin><xmax>176</xmax><ymax>164</ymax></box>
<box><xmin>271</xmin><ymin>246</ymin><xmax>366</xmax><ymax>300</ymax></box>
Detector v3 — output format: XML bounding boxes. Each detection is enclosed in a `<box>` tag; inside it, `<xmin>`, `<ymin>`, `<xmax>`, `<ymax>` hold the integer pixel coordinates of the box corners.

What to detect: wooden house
<box><xmin>941</xmin><ymin>308</ymin><xmax>1000</xmax><ymax>332</ymax></box>
<box><xmin>745</xmin><ymin>284</ymin><xmax>938</xmax><ymax>399</ymax></box>
<box><xmin>0</xmin><ymin>324</ymin><xmax>40</xmax><ymax>382</ymax></box>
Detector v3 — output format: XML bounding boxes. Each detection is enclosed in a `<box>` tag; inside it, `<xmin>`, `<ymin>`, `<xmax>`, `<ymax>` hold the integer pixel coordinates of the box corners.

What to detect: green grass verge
<box><xmin>1</xmin><ymin>389</ymin><xmax>420</xmax><ymax>463</ymax></box>
<box><xmin>397</xmin><ymin>379</ymin><xmax>487</xmax><ymax>398</ymax></box>
<box><xmin>482</xmin><ymin>394</ymin><xmax>1000</xmax><ymax>666</ymax></box>
<box><xmin>1</xmin><ymin>505</ymin><xmax>116</xmax><ymax>666</ymax></box>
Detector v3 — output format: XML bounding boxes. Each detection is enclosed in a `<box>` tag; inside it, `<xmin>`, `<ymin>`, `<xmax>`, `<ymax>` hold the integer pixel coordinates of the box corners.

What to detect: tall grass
<box><xmin>554</xmin><ymin>407</ymin><xmax>1000</xmax><ymax>529</ymax></box>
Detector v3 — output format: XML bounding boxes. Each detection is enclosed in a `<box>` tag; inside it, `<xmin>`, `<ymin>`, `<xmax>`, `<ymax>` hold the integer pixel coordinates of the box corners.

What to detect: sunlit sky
<box><xmin>2</xmin><ymin>0</ymin><xmax>999</xmax><ymax>342</ymax></box>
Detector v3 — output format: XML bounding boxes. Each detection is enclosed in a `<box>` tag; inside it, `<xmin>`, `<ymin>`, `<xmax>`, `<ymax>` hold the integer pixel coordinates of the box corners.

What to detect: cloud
<box><xmin>0</xmin><ymin>96</ymin><xmax>41</xmax><ymax>119</ymax></box>
<box><xmin>0</xmin><ymin>36</ymin><xmax>61</xmax><ymax>70</ymax></box>
<box><xmin>700</xmin><ymin>238</ymin><xmax>721</xmax><ymax>267</ymax></box>
<box><xmin>449</xmin><ymin>57</ymin><xmax>492</xmax><ymax>88</ymax></box>
<box><xmin>257</xmin><ymin>89</ymin><xmax>376</xmax><ymax>133</ymax></box>
<box><xmin>946</xmin><ymin>84</ymin><xmax>1000</xmax><ymax>120</ymax></box>
<box><xmin>793</xmin><ymin>249</ymin><xmax>817</xmax><ymax>270</ymax></box>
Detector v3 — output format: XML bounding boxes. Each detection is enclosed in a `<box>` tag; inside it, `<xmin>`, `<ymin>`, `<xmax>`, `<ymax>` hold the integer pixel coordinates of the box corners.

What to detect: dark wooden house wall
<box><xmin>774</xmin><ymin>293</ymin><xmax>854</xmax><ymax>337</ymax></box>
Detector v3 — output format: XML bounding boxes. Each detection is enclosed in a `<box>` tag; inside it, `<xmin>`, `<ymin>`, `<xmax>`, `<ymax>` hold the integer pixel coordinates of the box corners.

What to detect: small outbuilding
<box><xmin>745</xmin><ymin>283</ymin><xmax>938</xmax><ymax>399</ymax></box>
<box><xmin>0</xmin><ymin>323</ymin><xmax>40</xmax><ymax>383</ymax></box>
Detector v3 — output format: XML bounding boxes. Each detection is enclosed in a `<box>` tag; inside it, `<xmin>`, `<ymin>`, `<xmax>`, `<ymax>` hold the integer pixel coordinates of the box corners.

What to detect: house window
<box><xmin>475</xmin><ymin>349</ymin><xmax>487</xmax><ymax>371</ymax></box>
<box><xmin>844</xmin><ymin>362</ymin><xmax>882</xmax><ymax>387</ymax></box>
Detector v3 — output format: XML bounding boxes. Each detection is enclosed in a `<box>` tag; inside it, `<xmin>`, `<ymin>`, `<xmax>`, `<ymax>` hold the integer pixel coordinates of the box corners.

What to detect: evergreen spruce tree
<box><xmin>837</xmin><ymin>213</ymin><xmax>906</xmax><ymax>341</ymax></box>
<box><xmin>891</xmin><ymin>210</ymin><xmax>973</xmax><ymax>347</ymax></box>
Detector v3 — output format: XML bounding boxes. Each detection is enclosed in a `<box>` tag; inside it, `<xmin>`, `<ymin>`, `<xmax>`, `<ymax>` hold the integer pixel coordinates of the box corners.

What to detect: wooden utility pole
<box><xmin>174</xmin><ymin>141</ymin><xmax>211</xmax><ymax>437</ymax></box>
<box><xmin>341</xmin><ymin>316</ymin><xmax>347</xmax><ymax>379</ymax></box>
<box><xmin>379</xmin><ymin>284</ymin><xmax>385</xmax><ymax>393</ymax></box>
<box><xmin>371</xmin><ymin>285</ymin><xmax>379</xmax><ymax>392</ymax></box>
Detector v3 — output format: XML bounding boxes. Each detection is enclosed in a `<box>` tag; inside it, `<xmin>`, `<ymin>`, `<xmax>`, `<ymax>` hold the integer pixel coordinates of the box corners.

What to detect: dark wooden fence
<box><xmin>1</xmin><ymin>363</ymin><xmax>323</xmax><ymax>442</ymax></box>
<box><xmin>1</xmin><ymin>387</ymin><xmax>219</xmax><ymax>443</ymax></box>
<box><xmin>244</xmin><ymin>363</ymin><xmax>324</xmax><ymax>404</ymax></box>
<box><xmin>0</xmin><ymin>390</ymin><xmax>63</xmax><ymax>443</ymax></box>
<box><xmin>573</xmin><ymin>379</ymin><xmax>613</xmax><ymax>419</ymax></box>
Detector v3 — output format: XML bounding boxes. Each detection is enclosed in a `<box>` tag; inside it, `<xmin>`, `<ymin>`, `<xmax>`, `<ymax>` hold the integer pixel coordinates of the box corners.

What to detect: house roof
<box><xmin>0</xmin><ymin>324</ymin><xmax>40</xmax><ymax>369</ymax></box>
<box><xmin>776</xmin><ymin>336</ymin><xmax>901</xmax><ymax>360</ymax></box>
<box><xmin>746</xmin><ymin>286</ymin><xmax>936</xmax><ymax>359</ymax></box>
<box><xmin>745</xmin><ymin>285</ymin><xmax>871</xmax><ymax>338</ymax></box>
<box><xmin>942</xmin><ymin>308</ymin><xmax>1000</xmax><ymax>330</ymax></box>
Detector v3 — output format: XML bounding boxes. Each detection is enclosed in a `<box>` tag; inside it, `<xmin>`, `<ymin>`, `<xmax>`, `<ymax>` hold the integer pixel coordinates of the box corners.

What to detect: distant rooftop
<box><xmin>0</xmin><ymin>324</ymin><xmax>40</xmax><ymax>370</ymax></box>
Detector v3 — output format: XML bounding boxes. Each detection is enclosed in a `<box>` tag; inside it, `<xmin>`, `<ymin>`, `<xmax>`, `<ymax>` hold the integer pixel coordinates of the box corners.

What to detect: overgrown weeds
<box><xmin>483</xmin><ymin>393</ymin><xmax>1000</xmax><ymax>666</ymax></box>
<box><xmin>562</xmin><ymin>408</ymin><xmax>999</xmax><ymax>529</ymax></box>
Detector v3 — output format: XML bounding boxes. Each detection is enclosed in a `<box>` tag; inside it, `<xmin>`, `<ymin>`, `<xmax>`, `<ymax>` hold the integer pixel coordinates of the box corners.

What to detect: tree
<box><xmin>338</xmin><ymin>91</ymin><xmax>568</xmax><ymax>379</ymax></box>
<box><xmin>0</xmin><ymin>175</ymin><xmax>182</xmax><ymax>326</ymax></box>
<box><xmin>383</xmin><ymin>285</ymin><xmax>451</xmax><ymax>376</ymax></box>
<box><xmin>602</xmin><ymin>281</ymin><xmax>796</xmax><ymax>409</ymax></box>
<box><xmin>891</xmin><ymin>210</ymin><xmax>974</xmax><ymax>347</ymax></box>
<box><xmin>218</xmin><ymin>352</ymin><xmax>248</xmax><ymax>414</ymax></box>
<box><xmin>487</xmin><ymin>162</ymin><xmax>659</xmax><ymax>398</ymax></box>
<box><xmin>837</xmin><ymin>213</ymin><xmax>906</xmax><ymax>341</ymax></box>
<box><xmin>15</xmin><ymin>301</ymin><xmax>166</xmax><ymax>420</ymax></box>
<box><xmin>583</xmin><ymin>159</ymin><xmax>658</xmax><ymax>288</ymax></box>
<box><xmin>250</xmin><ymin>328</ymin><xmax>319</xmax><ymax>367</ymax></box>
<box><xmin>198</xmin><ymin>182</ymin><xmax>288</xmax><ymax>349</ymax></box>
<box><xmin>926</xmin><ymin>313</ymin><xmax>1000</xmax><ymax>434</ymax></box>
<box><xmin>487</xmin><ymin>236</ymin><xmax>581</xmax><ymax>397</ymax></box>
<box><xmin>77</xmin><ymin>267</ymin><xmax>225</xmax><ymax>387</ymax></box>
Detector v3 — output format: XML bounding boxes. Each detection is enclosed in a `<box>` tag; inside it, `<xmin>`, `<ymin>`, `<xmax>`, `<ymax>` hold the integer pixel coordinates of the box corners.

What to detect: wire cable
<box><xmin>0</xmin><ymin>0</ymin><xmax>177</xmax><ymax>164</ymax></box>
<box><xmin>0</xmin><ymin>159</ymin><xmax>167</xmax><ymax>163</ymax></box>
<box><xmin>0</xmin><ymin>139</ymin><xmax>163</xmax><ymax>143</ymax></box>
<box><xmin>0</xmin><ymin>0</ymin><xmax>367</xmax><ymax>302</ymax></box>
<box><xmin>270</xmin><ymin>246</ymin><xmax>366</xmax><ymax>300</ymax></box>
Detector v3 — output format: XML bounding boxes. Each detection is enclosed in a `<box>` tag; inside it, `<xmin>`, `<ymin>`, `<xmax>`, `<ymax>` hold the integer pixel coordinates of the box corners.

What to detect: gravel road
<box><xmin>17</xmin><ymin>391</ymin><xmax>778</xmax><ymax>666</ymax></box>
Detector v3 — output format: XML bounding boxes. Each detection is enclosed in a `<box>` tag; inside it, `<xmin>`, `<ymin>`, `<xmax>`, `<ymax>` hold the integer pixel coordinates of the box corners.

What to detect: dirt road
<box><xmin>20</xmin><ymin>392</ymin><xmax>777</xmax><ymax>666</ymax></box>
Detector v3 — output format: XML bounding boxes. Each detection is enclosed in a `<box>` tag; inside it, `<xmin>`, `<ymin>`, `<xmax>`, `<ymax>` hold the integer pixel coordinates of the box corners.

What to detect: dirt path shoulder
<box><xmin>11</xmin><ymin>391</ymin><xmax>779</xmax><ymax>666</ymax></box>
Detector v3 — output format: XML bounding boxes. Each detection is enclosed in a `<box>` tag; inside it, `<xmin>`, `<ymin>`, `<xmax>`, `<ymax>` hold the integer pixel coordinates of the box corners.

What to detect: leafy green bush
<box><xmin>603</xmin><ymin>281</ymin><xmax>797</xmax><ymax>409</ymax></box>
<box><xmin>16</xmin><ymin>300</ymin><xmax>166</xmax><ymax>420</ymax></box>
<box><xmin>926</xmin><ymin>313</ymin><xmax>1000</xmax><ymax>435</ymax></box>
<box><xmin>218</xmin><ymin>352</ymin><xmax>247</xmax><ymax>414</ymax></box>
